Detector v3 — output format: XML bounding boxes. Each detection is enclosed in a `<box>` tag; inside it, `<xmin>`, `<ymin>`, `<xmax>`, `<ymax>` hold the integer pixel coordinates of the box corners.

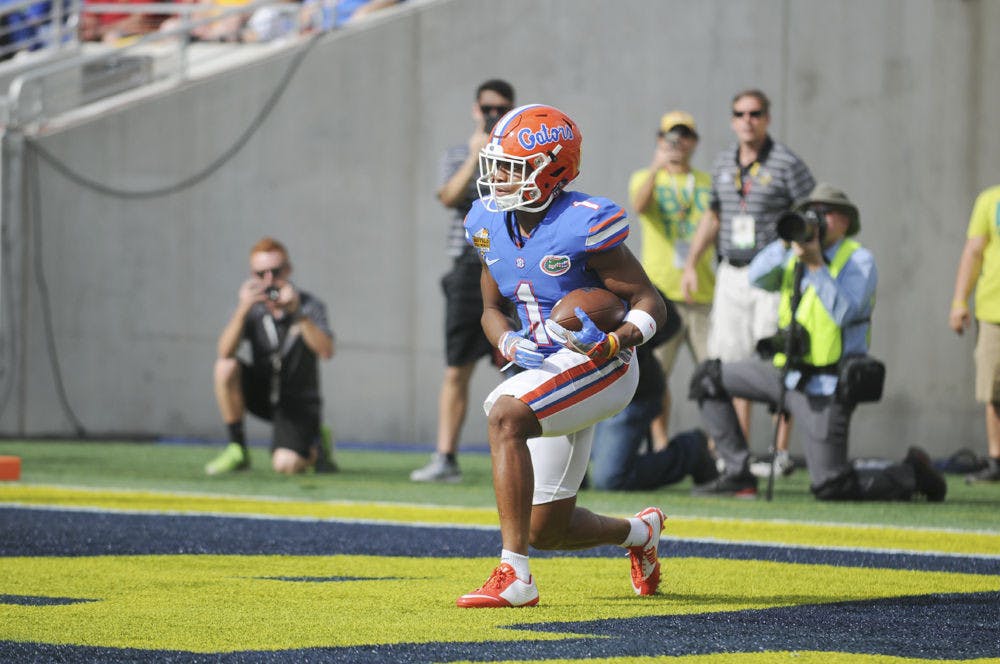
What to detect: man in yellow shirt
<box><xmin>949</xmin><ymin>184</ymin><xmax>1000</xmax><ymax>482</ymax></box>
<box><xmin>629</xmin><ymin>110</ymin><xmax>714</xmax><ymax>449</ymax></box>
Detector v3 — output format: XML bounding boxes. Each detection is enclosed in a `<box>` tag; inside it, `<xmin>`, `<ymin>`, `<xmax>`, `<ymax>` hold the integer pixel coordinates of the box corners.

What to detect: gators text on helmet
<box><xmin>476</xmin><ymin>104</ymin><xmax>582</xmax><ymax>212</ymax></box>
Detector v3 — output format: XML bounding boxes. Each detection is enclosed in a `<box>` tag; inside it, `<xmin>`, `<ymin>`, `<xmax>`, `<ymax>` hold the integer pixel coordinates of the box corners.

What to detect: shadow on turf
<box><xmin>628</xmin><ymin>592</ymin><xmax>833</xmax><ymax>606</ymax></box>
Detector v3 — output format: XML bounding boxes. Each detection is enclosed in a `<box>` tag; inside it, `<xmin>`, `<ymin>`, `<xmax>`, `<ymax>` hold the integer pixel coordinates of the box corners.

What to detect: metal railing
<box><xmin>0</xmin><ymin>0</ymin><xmax>79</xmax><ymax>62</ymax></box>
<box><xmin>0</xmin><ymin>0</ymin><xmax>313</xmax><ymax>129</ymax></box>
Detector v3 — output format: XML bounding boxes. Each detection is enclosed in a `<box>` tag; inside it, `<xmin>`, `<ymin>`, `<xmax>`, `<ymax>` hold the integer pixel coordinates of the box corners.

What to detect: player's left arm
<box><xmin>289</xmin><ymin>291</ymin><xmax>334</xmax><ymax>360</ymax></box>
<box><xmin>589</xmin><ymin>244</ymin><xmax>668</xmax><ymax>348</ymax></box>
<box><xmin>298</xmin><ymin>318</ymin><xmax>334</xmax><ymax>360</ymax></box>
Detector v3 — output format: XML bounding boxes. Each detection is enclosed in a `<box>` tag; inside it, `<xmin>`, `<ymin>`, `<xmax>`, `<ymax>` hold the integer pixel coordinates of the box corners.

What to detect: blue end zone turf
<box><xmin>2</xmin><ymin>507</ymin><xmax>999</xmax><ymax>576</ymax></box>
<box><xmin>2</xmin><ymin>506</ymin><xmax>998</xmax><ymax>662</ymax></box>
<box><xmin>0</xmin><ymin>595</ymin><xmax>96</xmax><ymax>606</ymax></box>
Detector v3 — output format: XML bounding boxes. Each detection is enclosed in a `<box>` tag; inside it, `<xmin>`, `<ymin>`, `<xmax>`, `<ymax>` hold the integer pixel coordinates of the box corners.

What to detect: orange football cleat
<box><xmin>456</xmin><ymin>563</ymin><xmax>539</xmax><ymax>608</ymax></box>
<box><xmin>628</xmin><ymin>506</ymin><xmax>665</xmax><ymax>596</ymax></box>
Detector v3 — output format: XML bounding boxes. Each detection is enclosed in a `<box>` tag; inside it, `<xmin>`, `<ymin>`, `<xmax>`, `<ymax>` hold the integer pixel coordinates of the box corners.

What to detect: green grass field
<box><xmin>2</xmin><ymin>439</ymin><xmax>999</xmax><ymax>663</ymax></box>
<box><xmin>2</xmin><ymin>439</ymin><xmax>998</xmax><ymax>530</ymax></box>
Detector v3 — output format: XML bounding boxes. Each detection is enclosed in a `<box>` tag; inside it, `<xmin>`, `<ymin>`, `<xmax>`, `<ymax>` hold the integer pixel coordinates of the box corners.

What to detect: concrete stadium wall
<box><xmin>1</xmin><ymin>0</ymin><xmax>997</xmax><ymax>459</ymax></box>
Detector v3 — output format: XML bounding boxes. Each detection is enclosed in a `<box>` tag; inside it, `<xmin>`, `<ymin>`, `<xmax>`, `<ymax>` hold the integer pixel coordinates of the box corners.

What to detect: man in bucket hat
<box><xmin>689</xmin><ymin>183</ymin><xmax>946</xmax><ymax>501</ymax></box>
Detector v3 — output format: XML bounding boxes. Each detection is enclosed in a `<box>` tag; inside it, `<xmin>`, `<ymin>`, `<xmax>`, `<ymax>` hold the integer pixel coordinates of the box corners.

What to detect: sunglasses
<box><xmin>732</xmin><ymin>109</ymin><xmax>765</xmax><ymax>119</ymax></box>
<box><xmin>480</xmin><ymin>104</ymin><xmax>511</xmax><ymax>116</ymax></box>
<box><xmin>254</xmin><ymin>265</ymin><xmax>286</xmax><ymax>279</ymax></box>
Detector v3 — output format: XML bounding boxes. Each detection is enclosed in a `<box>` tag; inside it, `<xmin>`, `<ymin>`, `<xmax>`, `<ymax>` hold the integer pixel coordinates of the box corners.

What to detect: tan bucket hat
<box><xmin>793</xmin><ymin>183</ymin><xmax>860</xmax><ymax>236</ymax></box>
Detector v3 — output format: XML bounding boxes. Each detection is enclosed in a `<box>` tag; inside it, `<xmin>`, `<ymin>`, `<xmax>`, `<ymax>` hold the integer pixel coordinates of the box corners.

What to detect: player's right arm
<box><xmin>479</xmin><ymin>266</ymin><xmax>512</xmax><ymax>345</ymax></box>
<box><xmin>680</xmin><ymin>206</ymin><xmax>720</xmax><ymax>303</ymax></box>
<box><xmin>480</xmin><ymin>263</ymin><xmax>543</xmax><ymax>369</ymax></box>
<box><xmin>217</xmin><ymin>278</ymin><xmax>262</xmax><ymax>358</ymax></box>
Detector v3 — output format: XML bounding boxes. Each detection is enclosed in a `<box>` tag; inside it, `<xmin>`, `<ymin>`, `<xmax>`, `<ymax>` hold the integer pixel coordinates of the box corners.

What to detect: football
<box><xmin>549</xmin><ymin>287</ymin><xmax>626</xmax><ymax>333</ymax></box>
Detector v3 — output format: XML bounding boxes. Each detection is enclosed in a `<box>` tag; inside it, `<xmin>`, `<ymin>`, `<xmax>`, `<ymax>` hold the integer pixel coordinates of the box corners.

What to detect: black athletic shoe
<box><xmin>690</xmin><ymin>432</ymin><xmax>721</xmax><ymax>485</ymax></box>
<box><xmin>904</xmin><ymin>446</ymin><xmax>947</xmax><ymax>502</ymax></box>
<box><xmin>314</xmin><ymin>425</ymin><xmax>339</xmax><ymax>474</ymax></box>
<box><xmin>934</xmin><ymin>448</ymin><xmax>987</xmax><ymax>475</ymax></box>
<box><xmin>691</xmin><ymin>472</ymin><xmax>758</xmax><ymax>498</ymax></box>
<box><xmin>965</xmin><ymin>458</ymin><xmax>1000</xmax><ymax>484</ymax></box>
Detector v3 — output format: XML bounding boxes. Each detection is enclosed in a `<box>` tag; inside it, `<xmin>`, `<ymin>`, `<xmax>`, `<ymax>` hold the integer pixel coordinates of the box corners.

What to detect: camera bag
<box><xmin>837</xmin><ymin>355</ymin><xmax>885</xmax><ymax>404</ymax></box>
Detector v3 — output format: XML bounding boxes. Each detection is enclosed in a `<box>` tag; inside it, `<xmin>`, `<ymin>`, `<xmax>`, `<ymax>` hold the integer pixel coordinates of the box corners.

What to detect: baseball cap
<box><xmin>659</xmin><ymin>110</ymin><xmax>698</xmax><ymax>137</ymax></box>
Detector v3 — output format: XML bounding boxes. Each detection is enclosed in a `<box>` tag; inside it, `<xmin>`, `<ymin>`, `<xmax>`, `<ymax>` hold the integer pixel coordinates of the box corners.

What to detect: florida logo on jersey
<box><xmin>540</xmin><ymin>255</ymin><xmax>571</xmax><ymax>276</ymax></box>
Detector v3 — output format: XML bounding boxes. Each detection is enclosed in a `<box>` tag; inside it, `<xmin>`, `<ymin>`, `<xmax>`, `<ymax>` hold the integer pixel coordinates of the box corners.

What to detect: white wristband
<box><xmin>624</xmin><ymin>309</ymin><xmax>657</xmax><ymax>345</ymax></box>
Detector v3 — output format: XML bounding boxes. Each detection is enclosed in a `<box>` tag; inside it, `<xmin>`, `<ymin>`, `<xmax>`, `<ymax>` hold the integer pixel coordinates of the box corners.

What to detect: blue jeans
<box><xmin>590</xmin><ymin>397</ymin><xmax>707</xmax><ymax>490</ymax></box>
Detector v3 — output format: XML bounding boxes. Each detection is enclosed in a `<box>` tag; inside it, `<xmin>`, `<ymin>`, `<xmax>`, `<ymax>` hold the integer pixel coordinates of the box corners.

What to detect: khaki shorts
<box><xmin>974</xmin><ymin>320</ymin><xmax>1000</xmax><ymax>404</ymax></box>
<box><xmin>707</xmin><ymin>261</ymin><xmax>780</xmax><ymax>362</ymax></box>
<box><xmin>654</xmin><ymin>301</ymin><xmax>711</xmax><ymax>375</ymax></box>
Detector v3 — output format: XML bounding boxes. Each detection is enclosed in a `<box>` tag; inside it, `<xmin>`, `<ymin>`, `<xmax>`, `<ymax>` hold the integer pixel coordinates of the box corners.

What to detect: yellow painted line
<box><xmin>0</xmin><ymin>484</ymin><xmax>499</xmax><ymax>526</ymax></box>
<box><xmin>2</xmin><ymin>483</ymin><xmax>999</xmax><ymax>556</ymax></box>
<box><xmin>666</xmin><ymin>517</ymin><xmax>1000</xmax><ymax>557</ymax></box>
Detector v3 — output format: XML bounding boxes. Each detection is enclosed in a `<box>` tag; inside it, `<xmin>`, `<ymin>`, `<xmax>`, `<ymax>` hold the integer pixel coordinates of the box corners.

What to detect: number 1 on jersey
<box><xmin>515</xmin><ymin>281</ymin><xmax>551</xmax><ymax>345</ymax></box>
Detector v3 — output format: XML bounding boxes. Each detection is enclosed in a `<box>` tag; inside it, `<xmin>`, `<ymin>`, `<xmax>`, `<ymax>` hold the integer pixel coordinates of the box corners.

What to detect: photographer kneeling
<box><xmin>690</xmin><ymin>184</ymin><xmax>946</xmax><ymax>501</ymax></box>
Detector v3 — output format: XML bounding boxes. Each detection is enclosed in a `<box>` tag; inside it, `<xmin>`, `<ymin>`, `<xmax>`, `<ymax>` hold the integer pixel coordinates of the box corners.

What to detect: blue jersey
<box><xmin>465</xmin><ymin>191</ymin><xmax>629</xmax><ymax>356</ymax></box>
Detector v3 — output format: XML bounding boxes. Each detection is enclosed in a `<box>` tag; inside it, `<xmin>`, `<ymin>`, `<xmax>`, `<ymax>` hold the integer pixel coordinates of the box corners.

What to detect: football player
<box><xmin>457</xmin><ymin>104</ymin><xmax>669</xmax><ymax>608</ymax></box>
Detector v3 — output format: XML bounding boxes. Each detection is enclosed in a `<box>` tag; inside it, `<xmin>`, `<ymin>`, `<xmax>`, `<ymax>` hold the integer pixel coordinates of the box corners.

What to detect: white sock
<box><xmin>500</xmin><ymin>549</ymin><xmax>531</xmax><ymax>581</ymax></box>
<box><xmin>621</xmin><ymin>517</ymin><xmax>650</xmax><ymax>548</ymax></box>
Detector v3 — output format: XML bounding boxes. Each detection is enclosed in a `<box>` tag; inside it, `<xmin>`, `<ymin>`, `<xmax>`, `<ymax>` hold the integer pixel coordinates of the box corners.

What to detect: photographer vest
<box><xmin>774</xmin><ymin>239</ymin><xmax>862</xmax><ymax>369</ymax></box>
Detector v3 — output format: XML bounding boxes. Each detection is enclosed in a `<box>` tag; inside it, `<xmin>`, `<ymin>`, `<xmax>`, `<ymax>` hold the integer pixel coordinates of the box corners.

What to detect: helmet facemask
<box><xmin>477</xmin><ymin>144</ymin><xmax>561</xmax><ymax>213</ymax></box>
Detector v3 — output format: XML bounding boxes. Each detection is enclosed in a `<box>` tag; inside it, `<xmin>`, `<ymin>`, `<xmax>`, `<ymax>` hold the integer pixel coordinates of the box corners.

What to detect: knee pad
<box><xmin>688</xmin><ymin>359</ymin><xmax>729</xmax><ymax>404</ymax></box>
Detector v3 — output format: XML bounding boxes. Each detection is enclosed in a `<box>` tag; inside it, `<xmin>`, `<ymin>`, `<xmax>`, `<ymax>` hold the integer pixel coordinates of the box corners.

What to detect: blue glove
<box><xmin>545</xmin><ymin>307</ymin><xmax>620</xmax><ymax>361</ymax></box>
<box><xmin>498</xmin><ymin>329</ymin><xmax>544</xmax><ymax>369</ymax></box>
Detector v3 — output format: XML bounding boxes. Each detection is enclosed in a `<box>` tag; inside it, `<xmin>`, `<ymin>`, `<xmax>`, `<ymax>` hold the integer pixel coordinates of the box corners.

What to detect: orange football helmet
<box><xmin>477</xmin><ymin>104</ymin><xmax>582</xmax><ymax>212</ymax></box>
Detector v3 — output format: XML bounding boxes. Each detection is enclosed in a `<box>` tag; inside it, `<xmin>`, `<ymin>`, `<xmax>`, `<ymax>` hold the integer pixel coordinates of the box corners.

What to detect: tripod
<box><xmin>765</xmin><ymin>261</ymin><xmax>805</xmax><ymax>502</ymax></box>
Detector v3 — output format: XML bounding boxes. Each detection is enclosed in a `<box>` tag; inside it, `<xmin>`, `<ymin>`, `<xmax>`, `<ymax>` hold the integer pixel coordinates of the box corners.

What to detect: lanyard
<box><xmin>262</xmin><ymin>315</ymin><xmax>283</xmax><ymax>406</ymax></box>
<box><xmin>733</xmin><ymin>137</ymin><xmax>772</xmax><ymax>211</ymax></box>
<box><xmin>262</xmin><ymin>313</ymin><xmax>301</xmax><ymax>406</ymax></box>
<box><xmin>669</xmin><ymin>172</ymin><xmax>696</xmax><ymax>219</ymax></box>
<box><xmin>734</xmin><ymin>161</ymin><xmax>760</xmax><ymax>211</ymax></box>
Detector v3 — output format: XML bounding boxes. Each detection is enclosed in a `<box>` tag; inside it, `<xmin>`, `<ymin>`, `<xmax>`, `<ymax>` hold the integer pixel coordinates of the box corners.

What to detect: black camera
<box><xmin>662</xmin><ymin>128</ymin><xmax>685</xmax><ymax>147</ymax></box>
<box><xmin>756</xmin><ymin>329</ymin><xmax>810</xmax><ymax>362</ymax></box>
<box><xmin>776</xmin><ymin>209</ymin><xmax>824</xmax><ymax>244</ymax></box>
<box><xmin>265</xmin><ymin>286</ymin><xmax>281</xmax><ymax>302</ymax></box>
<box><xmin>483</xmin><ymin>114</ymin><xmax>500</xmax><ymax>134</ymax></box>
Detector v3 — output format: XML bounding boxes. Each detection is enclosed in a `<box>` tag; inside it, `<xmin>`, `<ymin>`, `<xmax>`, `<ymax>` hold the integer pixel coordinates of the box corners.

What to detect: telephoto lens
<box><xmin>776</xmin><ymin>210</ymin><xmax>821</xmax><ymax>243</ymax></box>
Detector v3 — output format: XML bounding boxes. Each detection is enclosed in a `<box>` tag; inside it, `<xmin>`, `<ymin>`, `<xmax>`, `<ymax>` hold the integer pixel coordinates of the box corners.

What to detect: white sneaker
<box><xmin>409</xmin><ymin>453</ymin><xmax>461</xmax><ymax>483</ymax></box>
<box><xmin>749</xmin><ymin>452</ymin><xmax>795</xmax><ymax>479</ymax></box>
